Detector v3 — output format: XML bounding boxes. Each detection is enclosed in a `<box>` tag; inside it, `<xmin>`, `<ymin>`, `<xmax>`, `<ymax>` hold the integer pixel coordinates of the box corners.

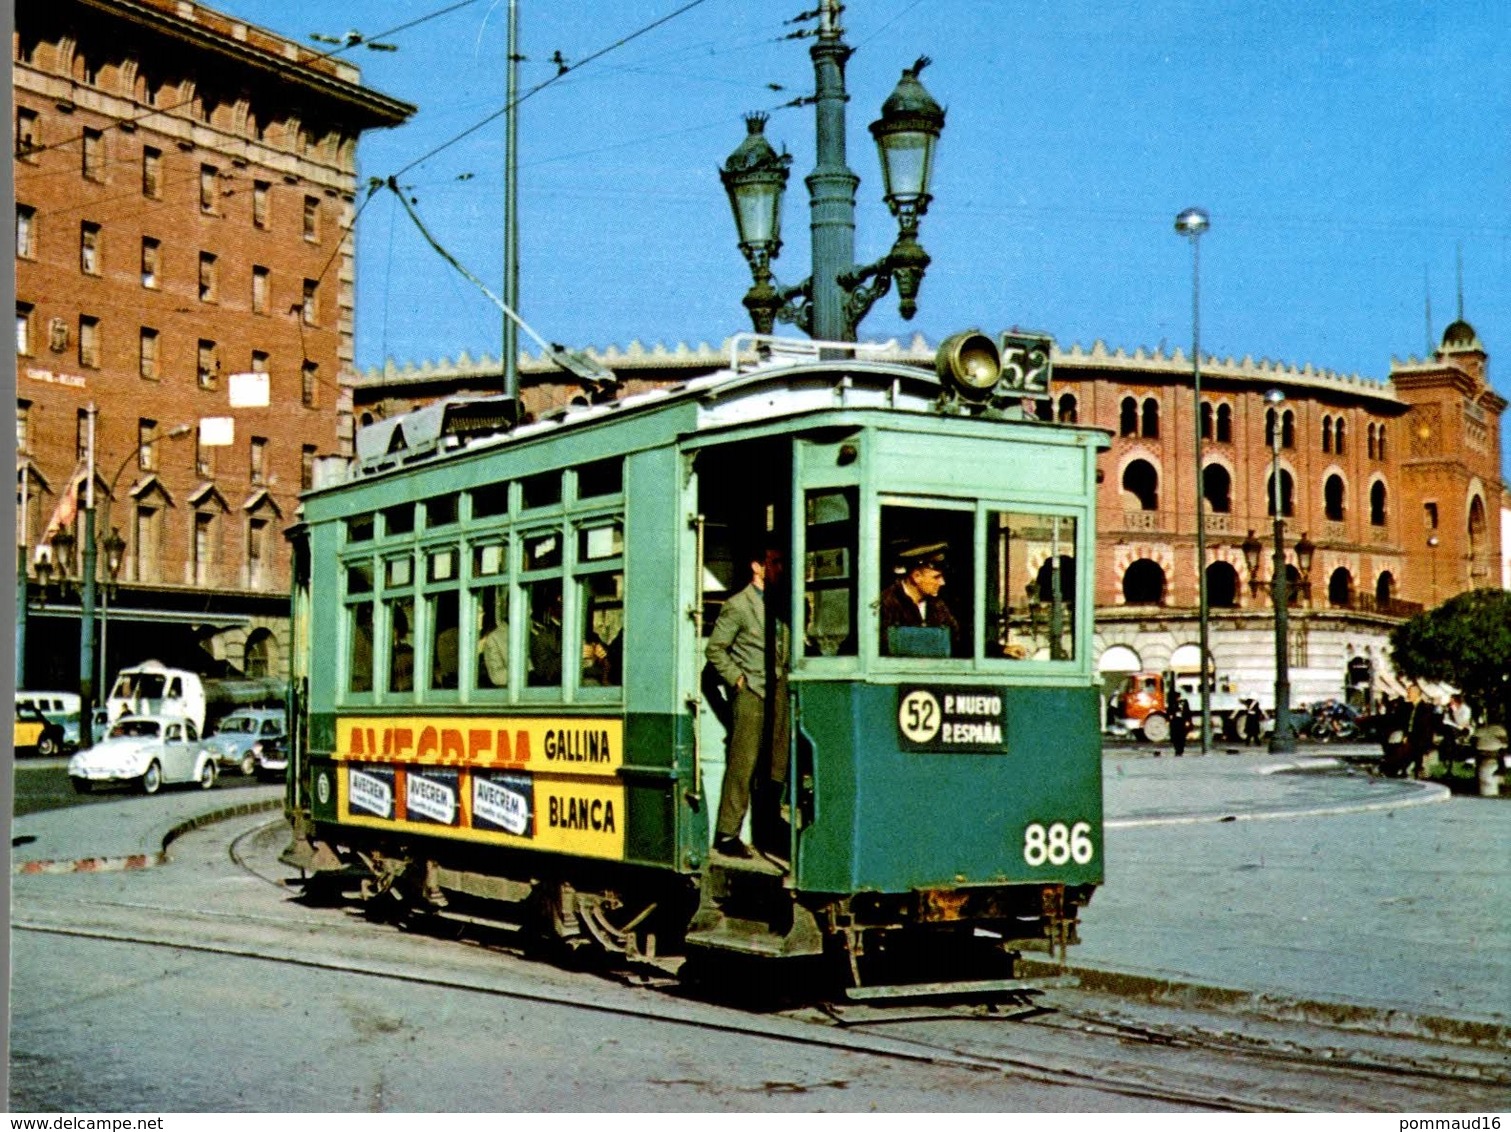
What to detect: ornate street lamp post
<box><xmin>1265</xmin><ymin>388</ymin><xmax>1295</xmax><ymax>754</ymax></box>
<box><xmin>98</xmin><ymin>526</ymin><xmax>127</xmax><ymax>697</ymax></box>
<box><xmin>1175</xmin><ymin>206</ymin><xmax>1211</xmax><ymax>751</ymax></box>
<box><xmin>721</xmin><ymin>0</ymin><xmax>945</xmax><ymax>343</ymax></box>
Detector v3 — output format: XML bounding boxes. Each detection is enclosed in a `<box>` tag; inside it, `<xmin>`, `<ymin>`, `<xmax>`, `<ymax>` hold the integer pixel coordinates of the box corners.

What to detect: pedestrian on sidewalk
<box><xmin>1170</xmin><ymin>693</ymin><xmax>1191</xmax><ymax>757</ymax></box>
<box><xmin>1241</xmin><ymin>698</ymin><xmax>1263</xmax><ymax>746</ymax></box>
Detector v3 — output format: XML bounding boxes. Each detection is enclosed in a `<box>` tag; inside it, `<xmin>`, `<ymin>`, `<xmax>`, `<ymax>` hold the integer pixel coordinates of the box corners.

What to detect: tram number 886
<box><xmin>1022</xmin><ymin>821</ymin><xmax>1095</xmax><ymax>866</ymax></box>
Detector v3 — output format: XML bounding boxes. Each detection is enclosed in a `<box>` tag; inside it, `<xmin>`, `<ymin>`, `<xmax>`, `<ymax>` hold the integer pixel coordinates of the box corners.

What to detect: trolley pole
<box><xmin>502</xmin><ymin>0</ymin><xmax>520</xmax><ymax>401</ymax></box>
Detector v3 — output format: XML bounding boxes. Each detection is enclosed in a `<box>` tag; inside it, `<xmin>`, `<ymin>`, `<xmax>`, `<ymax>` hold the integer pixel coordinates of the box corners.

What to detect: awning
<box><xmin>28</xmin><ymin>604</ymin><xmax>252</xmax><ymax>627</ymax></box>
<box><xmin>1373</xmin><ymin>671</ymin><xmax>1407</xmax><ymax>698</ymax></box>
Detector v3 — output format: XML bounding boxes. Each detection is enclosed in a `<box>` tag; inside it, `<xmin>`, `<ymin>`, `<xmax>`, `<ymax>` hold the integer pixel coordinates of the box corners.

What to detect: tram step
<box><xmin>844</xmin><ymin>975</ymin><xmax>1081</xmax><ymax>1002</ymax></box>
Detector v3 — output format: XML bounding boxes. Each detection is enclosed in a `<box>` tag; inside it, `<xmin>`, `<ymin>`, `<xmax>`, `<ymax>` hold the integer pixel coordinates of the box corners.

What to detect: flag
<box><xmin>41</xmin><ymin>465</ymin><xmax>86</xmax><ymax>544</ymax></box>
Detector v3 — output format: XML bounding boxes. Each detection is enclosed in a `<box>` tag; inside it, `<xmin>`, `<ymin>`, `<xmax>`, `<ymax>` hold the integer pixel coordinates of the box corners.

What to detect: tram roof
<box><xmin>321</xmin><ymin>341</ymin><xmax>1106</xmax><ymax>495</ymax></box>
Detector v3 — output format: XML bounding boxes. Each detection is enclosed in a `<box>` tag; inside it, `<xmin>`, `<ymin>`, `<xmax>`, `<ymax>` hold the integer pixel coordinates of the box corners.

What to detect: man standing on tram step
<box><xmin>706</xmin><ymin>546</ymin><xmax>790</xmax><ymax>860</ymax></box>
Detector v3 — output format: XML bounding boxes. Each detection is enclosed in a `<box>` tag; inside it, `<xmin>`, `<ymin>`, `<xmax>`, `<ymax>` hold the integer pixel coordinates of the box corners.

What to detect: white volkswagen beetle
<box><xmin>67</xmin><ymin>714</ymin><xmax>218</xmax><ymax>795</ymax></box>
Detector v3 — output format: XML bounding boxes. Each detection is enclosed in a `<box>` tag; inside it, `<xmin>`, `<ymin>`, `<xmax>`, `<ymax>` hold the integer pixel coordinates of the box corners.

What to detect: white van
<box><xmin>16</xmin><ymin>691</ymin><xmax>82</xmax><ymax>720</ymax></box>
<box><xmin>106</xmin><ymin>660</ymin><xmax>283</xmax><ymax>737</ymax></box>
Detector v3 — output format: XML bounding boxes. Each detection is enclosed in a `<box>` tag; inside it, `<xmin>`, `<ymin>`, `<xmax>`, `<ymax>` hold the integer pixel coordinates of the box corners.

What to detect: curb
<box><xmin>1016</xmin><ymin>957</ymin><xmax>1510</xmax><ymax>1047</ymax></box>
<box><xmin>12</xmin><ymin>797</ymin><xmax>285</xmax><ymax>876</ymax></box>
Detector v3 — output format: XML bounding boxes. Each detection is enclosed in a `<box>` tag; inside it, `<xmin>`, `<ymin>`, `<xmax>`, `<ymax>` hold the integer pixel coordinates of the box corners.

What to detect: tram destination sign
<box><xmin>896</xmin><ymin>685</ymin><xmax>1009</xmax><ymax>753</ymax></box>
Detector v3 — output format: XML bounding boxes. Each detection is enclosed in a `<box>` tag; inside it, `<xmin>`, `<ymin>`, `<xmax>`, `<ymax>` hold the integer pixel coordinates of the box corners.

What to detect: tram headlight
<box><xmin>935</xmin><ymin>330</ymin><xmax>1001</xmax><ymax>401</ymax></box>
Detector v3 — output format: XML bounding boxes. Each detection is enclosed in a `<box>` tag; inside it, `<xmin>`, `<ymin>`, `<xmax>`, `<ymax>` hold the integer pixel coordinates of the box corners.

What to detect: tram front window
<box><xmin>879</xmin><ymin>505</ymin><xmax>972</xmax><ymax>658</ymax></box>
<box><xmin>986</xmin><ymin>512</ymin><xmax>1077</xmax><ymax>661</ymax></box>
<box><xmin>874</xmin><ymin>505</ymin><xmax>1078</xmax><ymax>662</ymax></box>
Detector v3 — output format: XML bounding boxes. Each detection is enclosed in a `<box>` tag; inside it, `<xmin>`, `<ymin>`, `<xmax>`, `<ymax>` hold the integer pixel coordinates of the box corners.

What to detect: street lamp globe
<box><xmin>1294</xmin><ymin>531</ymin><xmax>1316</xmax><ymax>578</ymax></box>
<box><xmin>51</xmin><ymin>527</ymin><xmax>76</xmax><ymax>577</ymax></box>
<box><xmin>720</xmin><ymin>114</ymin><xmax>791</xmax><ymax>261</ymax></box>
<box><xmin>869</xmin><ymin>57</ymin><xmax>946</xmax><ymax>223</ymax></box>
<box><xmin>1242</xmin><ymin>529</ymin><xmax>1263</xmax><ymax>579</ymax></box>
<box><xmin>103</xmin><ymin>526</ymin><xmax>127</xmax><ymax>580</ymax></box>
<box><xmin>1264</xmin><ymin>387</ymin><xmax>1285</xmax><ymax>407</ymax></box>
<box><xmin>1174</xmin><ymin>207</ymin><xmax>1210</xmax><ymax>238</ymax></box>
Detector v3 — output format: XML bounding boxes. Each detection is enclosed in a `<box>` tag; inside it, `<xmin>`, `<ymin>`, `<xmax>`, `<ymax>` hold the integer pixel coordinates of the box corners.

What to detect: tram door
<box><xmin>692</xmin><ymin>439</ymin><xmax>792</xmax><ymax>851</ymax></box>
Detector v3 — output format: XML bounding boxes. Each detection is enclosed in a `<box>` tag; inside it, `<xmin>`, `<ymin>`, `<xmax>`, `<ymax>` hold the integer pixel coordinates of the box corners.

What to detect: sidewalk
<box><xmin>1077</xmin><ymin>749</ymin><xmax>1510</xmax><ymax>1030</ymax></box>
<box><xmin>11</xmin><ymin>785</ymin><xmax>283</xmax><ymax>873</ymax></box>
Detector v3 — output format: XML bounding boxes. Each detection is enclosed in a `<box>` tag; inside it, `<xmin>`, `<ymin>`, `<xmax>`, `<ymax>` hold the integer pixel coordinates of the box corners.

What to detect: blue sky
<box><xmin>234</xmin><ymin>1</ymin><xmax>1507</xmax><ymax>472</ymax></box>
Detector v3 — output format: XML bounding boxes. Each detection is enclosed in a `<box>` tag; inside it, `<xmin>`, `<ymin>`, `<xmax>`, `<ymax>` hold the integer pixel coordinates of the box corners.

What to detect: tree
<box><xmin>1390</xmin><ymin>588</ymin><xmax>1511</xmax><ymax>724</ymax></box>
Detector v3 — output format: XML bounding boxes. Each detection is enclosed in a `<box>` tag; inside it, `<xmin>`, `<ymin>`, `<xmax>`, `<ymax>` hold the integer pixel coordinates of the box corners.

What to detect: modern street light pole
<box><xmin>1265</xmin><ymin>388</ymin><xmax>1295</xmax><ymax>755</ymax></box>
<box><xmin>721</xmin><ymin>0</ymin><xmax>945</xmax><ymax>343</ymax></box>
<box><xmin>1176</xmin><ymin>207</ymin><xmax>1211</xmax><ymax>751</ymax></box>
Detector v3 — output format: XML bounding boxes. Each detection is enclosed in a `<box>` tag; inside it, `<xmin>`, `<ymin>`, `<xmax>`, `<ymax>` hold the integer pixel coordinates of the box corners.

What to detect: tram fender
<box><xmin>685</xmin><ymin>899</ymin><xmax>824</xmax><ymax>957</ymax></box>
<box><xmin>280</xmin><ymin>834</ymin><xmax>344</xmax><ymax>873</ymax></box>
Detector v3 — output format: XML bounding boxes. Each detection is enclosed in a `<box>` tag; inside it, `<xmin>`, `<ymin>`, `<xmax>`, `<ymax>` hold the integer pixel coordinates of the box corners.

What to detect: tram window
<box><xmin>473</xmin><ymin>539</ymin><xmax>507</xmax><ymax>577</ymax></box>
<box><xmin>348</xmin><ymin>602</ymin><xmax>374</xmax><ymax>693</ymax></box>
<box><xmin>474</xmin><ymin>585</ymin><xmax>509</xmax><ymax>689</ymax></box>
<box><xmin>387</xmin><ymin>597</ymin><xmax>415</xmax><ymax>693</ymax></box>
<box><xmin>525</xmin><ymin>580</ymin><xmax>565</xmax><ymax>687</ymax></box>
<box><xmin>346</xmin><ymin>562</ymin><xmax>374</xmax><ymax>595</ymax></box>
<box><xmin>427</xmin><ymin>548</ymin><xmax>456</xmax><ymax>583</ymax></box>
<box><xmin>522</xmin><ymin>471</ymin><xmax>562</xmax><ymax>509</ymax></box>
<box><xmin>384</xmin><ymin>555</ymin><xmax>413</xmax><ymax>587</ymax></box>
<box><xmin>471</xmin><ymin>482</ymin><xmax>509</xmax><ymax>519</ymax></box>
<box><xmin>579</xmin><ymin>521</ymin><xmax>624</xmax><ymax>561</ymax></box>
<box><xmin>424</xmin><ymin>494</ymin><xmax>458</xmax><ymax>528</ymax></box>
<box><xmin>879</xmin><ymin>505</ymin><xmax>973</xmax><ymax>659</ymax></box>
<box><xmin>524</xmin><ymin>533</ymin><xmax>562</xmax><ymax>571</ymax></box>
<box><xmin>985</xmin><ymin>512</ymin><xmax>1077</xmax><ymax>661</ymax></box>
<box><xmin>347</xmin><ymin>515</ymin><xmax>374</xmax><ymax>543</ymax></box>
<box><xmin>580</xmin><ymin>571</ymin><xmax>623</xmax><ymax>687</ymax></box>
<box><xmin>429</xmin><ymin>590</ymin><xmax>460</xmax><ymax>690</ymax></box>
<box><xmin>577</xmin><ymin>458</ymin><xmax>623</xmax><ymax>499</ymax></box>
<box><xmin>383</xmin><ymin>505</ymin><xmax>415</xmax><ymax>537</ymax></box>
<box><xmin>804</xmin><ymin>488</ymin><xmax>857</xmax><ymax>656</ymax></box>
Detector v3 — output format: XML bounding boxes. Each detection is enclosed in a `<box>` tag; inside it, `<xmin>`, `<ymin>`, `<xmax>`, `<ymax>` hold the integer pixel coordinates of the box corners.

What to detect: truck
<box><xmin>1112</xmin><ymin>669</ymin><xmax>1248</xmax><ymax>742</ymax></box>
<box><xmin>105</xmin><ymin>659</ymin><xmax>284</xmax><ymax>737</ymax></box>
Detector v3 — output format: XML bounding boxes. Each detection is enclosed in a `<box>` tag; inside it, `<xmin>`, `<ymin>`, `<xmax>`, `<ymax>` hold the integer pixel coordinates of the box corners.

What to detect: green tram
<box><xmin>283</xmin><ymin>332</ymin><xmax>1109</xmax><ymax>991</ymax></box>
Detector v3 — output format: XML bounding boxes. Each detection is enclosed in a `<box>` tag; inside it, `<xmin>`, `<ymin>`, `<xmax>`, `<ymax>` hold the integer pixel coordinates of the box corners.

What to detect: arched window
<box><xmin>1121</xmin><ymin>459</ymin><xmax>1159</xmax><ymax>511</ymax></box>
<box><xmin>1122</xmin><ymin>559</ymin><xmax>1166</xmax><ymax>605</ymax></box>
<box><xmin>1369</xmin><ymin>481</ymin><xmax>1387</xmax><ymax>526</ymax></box>
<box><xmin>1377</xmin><ymin>425</ymin><xmax>1386</xmax><ymax>462</ymax></box>
<box><xmin>1367</xmin><ymin>423</ymin><xmax>1377</xmax><ymax>459</ymax></box>
<box><xmin>1328</xmin><ymin>567</ymin><xmax>1352</xmax><ymax>608</ymax></box>
<box><xmin>1281</xmin><ymin>409</ymin><xmax>1295</xmax><ymax>449</ymax></box>
<box><xmin>1120</xmin><ymin>397</ymin><xmax>1138</xmax><ymax>436</ymax></box>
<box><xmin>1057</xmin><ymin>393</ymin><xmax>1078</xmax><ymax>423</ymax></box>
<box><xmin>1266</xmin><ymin>469</ymin><xmax>1295</xmax><ymax>517</ymax></box>
<box><xmin>1141</xmin><ymin>397</ymin><xmax>1160</xmax><ymax>439</ymax></box>
<box><xmin>244</xmin><ymin>628</ymin><xmax>275</xmax><ymax>678</ymax></box>
<box><xmin>1283</xmin><ymin>563</ymin><xmax>1302</xmax><ymax>607</ymax></box>
<box><xmin>1376</xmin><ymin>570</ymin><xmax>1394</xmax><ymax>607</ymax></box>
<box><xmin>1202</xmin><ymin>463</ymin><xmax>1232</xmax><ymax>513</ymax></box>
<box><xmin>1322</xmin><ymin>415</ymin><xmax>1333</xmax><ymax>454</ymax></box>
<box><xmin>1206</xmin><ymin>561</ymin><xmax>1239</xmax><ymax>608</ymax></box>
<box><xmin>1468</xmin><ymin>495</ymin><xmax>1488</xmax><ymax>577</ymax></box>
<box><xmin>1334</xmin><ymin>418</ymin><xmax>1345</xmax><ymax>456</ymax></box>
<box><xmin>1265</xmin><ymin>407</ymin><xmax>1277</xmax><ymax>448</ymax></box>
<box><xmin>1200</xmin><ymin>402</ymin><xmax>1214</xmax><ymax>441</ymax></box>
<box><xmin>1215</xmin><ymin>403</ymin><xmax>1232</xmax><ymax>443</ymax></box>
<box><xmin>1324</xmin><ymin>474</ymin><xmax>1346</xmax><ymax>522</ymax></box>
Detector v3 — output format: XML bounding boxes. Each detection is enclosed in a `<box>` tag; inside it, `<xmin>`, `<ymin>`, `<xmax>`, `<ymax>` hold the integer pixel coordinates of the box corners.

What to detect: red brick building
<box><xmin>352</xmin><ymin>321</ymin><xmax>1504</xmax><ymax>705</ymax></box>
<box><xmin>15</xmin><ymin>0</ymin><xmax>412</xmax><ymax>689</ymax></box>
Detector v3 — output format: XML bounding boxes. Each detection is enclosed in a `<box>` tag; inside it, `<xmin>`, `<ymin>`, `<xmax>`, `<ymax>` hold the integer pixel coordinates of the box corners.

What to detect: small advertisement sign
<box><xmin>472</xmin><ymin>770</ymin><xmax>534</xmax><ymax>837</ymax></box>
<box><xmin>404</xmin><ymin>767</ymin><xmax>460</xmax><ymax>826</ymax></box>
<box><xmin>896</xmin><ymin>685</ymin><xmax>1009</xmax><ymax>754</ymax></box>
<box><xmin>347</xmin><ymin>764</ymin><xmax>396</xmax><ymax>819</ymax></box>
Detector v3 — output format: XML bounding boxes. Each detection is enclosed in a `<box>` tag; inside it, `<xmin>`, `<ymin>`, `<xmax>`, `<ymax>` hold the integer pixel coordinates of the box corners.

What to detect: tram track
<box><xmin>13</xmin><ymin>813</ymin><xmax>1506</xmax><ymax>1112</ymax></box>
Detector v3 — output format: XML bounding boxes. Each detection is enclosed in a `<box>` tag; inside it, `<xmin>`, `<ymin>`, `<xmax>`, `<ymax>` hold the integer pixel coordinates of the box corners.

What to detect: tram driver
<box><xmin>879</xmin><ymin>541</ymin><xmax>961</xmax><ymax>657</ymax></box>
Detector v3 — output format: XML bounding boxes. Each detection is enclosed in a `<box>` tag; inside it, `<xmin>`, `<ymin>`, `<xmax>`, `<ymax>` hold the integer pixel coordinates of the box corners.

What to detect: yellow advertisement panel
<box><xmin>335</xmin><ymin>762</ymin><xmax>626</xmax><ymax>862</ymax></box>
<box><xmin>334</xmin><ymin>715</ymin><xmax>622</xmax><ymax>778</ymax></box>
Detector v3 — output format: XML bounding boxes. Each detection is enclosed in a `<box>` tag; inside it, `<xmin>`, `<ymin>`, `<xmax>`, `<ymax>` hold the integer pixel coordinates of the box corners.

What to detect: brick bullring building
<box><xmin>15</xmin><ymin>0</ymin><xmax>412</xmax><ymax>688</ymax></box>
<box><xmin>352</xmin><ymin>318</ymin><xmax>1505</xmax><ymax>706</ymax></box>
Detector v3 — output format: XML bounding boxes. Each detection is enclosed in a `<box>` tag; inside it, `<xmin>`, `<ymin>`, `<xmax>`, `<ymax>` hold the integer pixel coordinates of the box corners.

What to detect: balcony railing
<box><xmin>1121</xmin><ymin>510</ymin><xmax>1166</xmax><ymax>532</ymax></box>
<box><xmin>1327</xmin><ymin>592</ymin><xmax>1424</xmax><ymax>619</ymax></box>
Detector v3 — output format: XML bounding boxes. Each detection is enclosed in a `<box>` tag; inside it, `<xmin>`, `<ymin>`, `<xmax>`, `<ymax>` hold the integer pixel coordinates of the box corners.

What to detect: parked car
<box><xmin>250</xmin><ymin>734</ymin><xmax>288</xmax><ymax>782</ymax></box>
<box><xmin>51</xmin><ymin>708</ymin><xmax>113</xmax><ymax>753</ymax></box>
<box><xmin>67</xmin><ymin>715</ymin><xmax>218</xmax><ymax>795</ymax></box>
<box><xmin>13</xmin><ymin>703</ymin><xmax>67</xmax><ymax>757</ymax></box>
<box><xmin>16</xmin><ymin>691</ymin><xmax>81</xmax><ymax>720</ymax></box>
<box><xmin>202</xmin><ymin>708</ymin><xmax>286</xmax><ymax>776</ymax></box>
